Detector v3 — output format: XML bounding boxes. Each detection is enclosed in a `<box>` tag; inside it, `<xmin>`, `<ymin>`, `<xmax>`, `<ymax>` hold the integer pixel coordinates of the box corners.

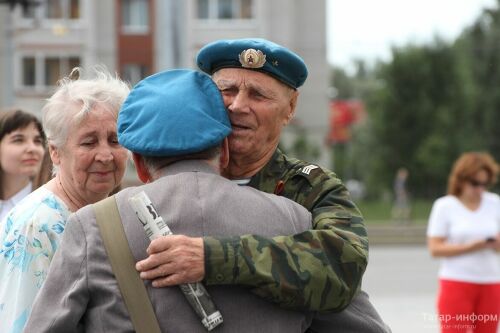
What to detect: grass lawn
<box><xmin>357</xmin><ymin>199</ymin><xmax>433</xmax><ymax>225</ymax></box>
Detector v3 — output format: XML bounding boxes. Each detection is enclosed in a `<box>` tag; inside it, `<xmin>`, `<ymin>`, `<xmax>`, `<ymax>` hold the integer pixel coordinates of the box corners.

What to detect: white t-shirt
<box><xmin>427</xmin><ymin>192</ymin><xmax>500</xmax><ymax>283</ymax></box>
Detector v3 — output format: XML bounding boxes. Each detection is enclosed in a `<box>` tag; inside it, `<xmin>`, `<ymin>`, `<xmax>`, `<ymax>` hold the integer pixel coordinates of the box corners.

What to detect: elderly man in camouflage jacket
<box><xmin>136</xmin><ymin>38</ymin><xmax>390</xmax><ymax>332</ymax></box>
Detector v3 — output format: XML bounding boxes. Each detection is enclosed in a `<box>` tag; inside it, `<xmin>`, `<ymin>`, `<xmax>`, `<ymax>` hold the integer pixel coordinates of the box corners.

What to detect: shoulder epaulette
<box><xmin>288</xmin><ymin>161</ymin><xmax>325</xmax><ymax>186</ymax></box>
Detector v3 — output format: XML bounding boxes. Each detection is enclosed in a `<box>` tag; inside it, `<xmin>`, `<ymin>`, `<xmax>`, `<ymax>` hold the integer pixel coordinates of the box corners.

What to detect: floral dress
<box><xmin>0</xmin><ymin>186</ymin><xmax>70</xmax><ymax>333</ymax></box>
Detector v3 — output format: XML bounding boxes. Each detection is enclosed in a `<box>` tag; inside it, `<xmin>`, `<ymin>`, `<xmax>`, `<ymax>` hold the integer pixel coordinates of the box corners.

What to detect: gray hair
<box><xmin>143</xmin><ymin>146</ymin><xmax>221</xmax><ymax>179</ymax></box>
<box><xmin>42</xmin><ymin>67</ymin><xmax>130</xmax><ymax>149</ymax></box>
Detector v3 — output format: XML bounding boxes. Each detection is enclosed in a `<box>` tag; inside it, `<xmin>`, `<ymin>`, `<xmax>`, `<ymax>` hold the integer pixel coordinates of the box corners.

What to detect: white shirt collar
<box><xmin>0</xmin><ymin>182</ymin><xmax>32</xmax><ymax>223</ymax></box>
<box><xmin>231</xmin><ymin>178</ymin><xmax>251</xmax><ymax>186</ymax></box>
<box><xmin>9</xmin><ymin>182</ymin><xmax>33</xmax><ymax>205</ymax></box>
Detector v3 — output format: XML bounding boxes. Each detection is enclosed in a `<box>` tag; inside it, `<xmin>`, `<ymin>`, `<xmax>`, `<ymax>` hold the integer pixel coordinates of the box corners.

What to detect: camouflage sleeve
<box><xmin>203</xmin><ymin>168</ymin><xmax>369</xmax><ymax>312</ymax></box>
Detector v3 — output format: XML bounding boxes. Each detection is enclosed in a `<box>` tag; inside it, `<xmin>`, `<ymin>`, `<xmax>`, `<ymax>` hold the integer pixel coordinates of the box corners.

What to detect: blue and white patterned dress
<box><xmin>0</xmin><ymin>186</ymin><xmax>70</xmax><ymax>333</ymax></box>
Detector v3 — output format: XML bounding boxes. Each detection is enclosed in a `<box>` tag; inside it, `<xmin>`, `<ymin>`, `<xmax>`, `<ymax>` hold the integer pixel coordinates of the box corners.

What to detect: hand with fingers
<box><xmin>136</xmin><ymin>235</ymin><xmax>205</xmax><ymax>287</ymax></box>
<box><xmin>486</xmin><ymin>234</ymin><xmax>500</xmax><ymax>252</ymax></box>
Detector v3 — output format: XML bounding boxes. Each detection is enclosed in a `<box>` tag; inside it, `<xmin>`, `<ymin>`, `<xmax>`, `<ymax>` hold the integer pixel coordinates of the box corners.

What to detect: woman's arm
<box><xmin>427</xmin><ymin>236</ymin><xmax>489</xmax><ymax>257</ymax></box>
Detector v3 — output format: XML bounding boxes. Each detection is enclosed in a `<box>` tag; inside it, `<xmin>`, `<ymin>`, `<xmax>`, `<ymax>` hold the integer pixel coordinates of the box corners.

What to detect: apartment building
<box><xmin>0</xmin><ymin>0</ymin><xmax>329</xmax><ymax>164</ymax></box>
<box><xmin>0</xmin><ymin>0</ymin><xmax>116</xmax><ymax>118</ymax></box>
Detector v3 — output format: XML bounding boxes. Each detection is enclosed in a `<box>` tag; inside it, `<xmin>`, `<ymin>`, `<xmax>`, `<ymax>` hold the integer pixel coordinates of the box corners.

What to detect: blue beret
<box><xmin>117</xmin><ymin>69</ymin><xmax>231</xmax><ymax>156</ymax></box>
<box><xmin>196</xmin><ymin>38</ymin><xmax>308</xmax><ymax>89</ymax></box>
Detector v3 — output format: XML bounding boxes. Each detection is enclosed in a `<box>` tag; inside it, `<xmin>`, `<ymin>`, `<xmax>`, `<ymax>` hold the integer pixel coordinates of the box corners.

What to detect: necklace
<box><xmin>58</xmin><ymin>178</ymin><xmax>79</xmax><ymax>211</ymax></box>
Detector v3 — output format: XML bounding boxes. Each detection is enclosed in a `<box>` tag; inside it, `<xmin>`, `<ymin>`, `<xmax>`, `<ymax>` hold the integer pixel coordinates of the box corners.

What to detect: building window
<box><xmin>70</xmin><ymin>0</ymin><xmax>80</xmax><ymax>18</ymax></box>
<box><xmin>197</xmin><ymin>0</ymin><xmax>253</xmax><ymax>20</ymax></box>
<box><xmin>121</xmin><ymin>0</ymin><xmax>149</xmax><ymax>34</ymax></box>
<box><xmin>197</xmin><ymin>0</ymin><xmax>209</xmax><ymax>19</ymax></box>
<box><xmin>44</xmin><ymin>58</ymin><xmax>61</xmax><ymax>86</ymax></box>
<box><xmin>20</xmin><ymin>0</ymin><xmax>80</xmax><ymax>20</ymax></box>
<box><xmin>240</xmin><ymin>0</ymin><xmax>252</xmax><ymax>18</ymax></box>
<box><xmin>68</xmin><ymin>57</ymin><xmax>80</xmax><ymax>71</ymax></box>
<box><xmin>22</xmin><ymin>57</ymin><xmax>36</xmax><ymax>86</ymax></box>
<box><xmin>44</xmin><ymin>56</ymin><xmax>80</xmax><ymax>86</ymax></box>
<box><xmin>21</xmin><ymin>4</ymin><xmax>36</xmax><ymax>18</ymax></box>
<box><xmin>20</xmin><ymin>56</ymin><xmax>81</xmax><ymax>89</ymax></box>
<box><xmin>41</xmin><ymin>0</ymin><xmax>80</xmax><ymax>19</ymax></box>
<box><xmin>46</xmin><ymin>0</ymin><xmax>63</xmax><ymax>19</ymax></box>
<box><xmin>217</xmin><ymin>0</ymin><xmax>232</xmax><ymax>19</ymax></box>
<box><xmin>122</xmin><ymin>64</ymin><xmax>148</xmax><ymax>86</ymax></box>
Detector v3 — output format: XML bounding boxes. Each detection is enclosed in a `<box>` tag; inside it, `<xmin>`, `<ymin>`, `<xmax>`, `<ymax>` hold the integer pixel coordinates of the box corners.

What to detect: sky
<box><xmin>328</xmin><ymin>0</ymin><xmax>497</xmax><ymax>69</ymax></box>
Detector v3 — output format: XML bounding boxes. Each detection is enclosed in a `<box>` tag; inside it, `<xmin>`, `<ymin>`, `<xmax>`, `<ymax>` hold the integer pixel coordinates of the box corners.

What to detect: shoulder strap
<box><xmin>93</xmin><ymin>196</ymin><xmax>162</xmax><ymax>333</ymax></box>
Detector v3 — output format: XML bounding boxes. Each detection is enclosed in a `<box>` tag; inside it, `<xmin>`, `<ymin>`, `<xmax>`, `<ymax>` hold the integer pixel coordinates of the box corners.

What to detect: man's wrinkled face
<box><xmin>213</xmin><ymin>68</ymin><xmax>297</xmax><ymax>160</ymax></box>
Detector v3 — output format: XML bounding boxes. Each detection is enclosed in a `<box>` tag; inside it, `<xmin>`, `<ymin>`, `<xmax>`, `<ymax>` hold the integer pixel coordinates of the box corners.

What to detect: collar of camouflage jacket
<box><xmin>248</xmin><ymin>149</ymin><xmax>287</xmax><ymax>192</ymax></box>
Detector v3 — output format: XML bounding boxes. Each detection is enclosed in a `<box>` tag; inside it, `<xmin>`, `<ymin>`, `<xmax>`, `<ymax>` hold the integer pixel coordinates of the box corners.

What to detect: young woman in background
<box><xmin>0</xmin><ymin>109</ymin><xmax>46</xmax><ymax>223</ymax></box>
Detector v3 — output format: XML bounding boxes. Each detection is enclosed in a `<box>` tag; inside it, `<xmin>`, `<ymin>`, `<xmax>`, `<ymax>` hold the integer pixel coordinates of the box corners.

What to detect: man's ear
<box><xmin>219</xmin><ymin>137</ymin><xmax>230</xmax><ymax>170</ymax></box>
<box><xmin>49</xmin><ymin>144</ymin><xmax>61</xmax><ymax>166</ymax></box>
<box><xmin>284</xmin><ymin>90</ymin><xmax>299</xmax><ymax>125</ymax></box>
<box><xmin>132</xmin><ymin>153</ymin><xmax>152</xmax><ymax>183</ymax></box>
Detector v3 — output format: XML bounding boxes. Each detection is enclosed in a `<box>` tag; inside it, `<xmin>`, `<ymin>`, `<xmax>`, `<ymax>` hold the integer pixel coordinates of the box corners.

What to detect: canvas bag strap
<box><xmin>93</xmin><ymin>196</ymin><xmax>162</xmax><ymax>333</ymax></box>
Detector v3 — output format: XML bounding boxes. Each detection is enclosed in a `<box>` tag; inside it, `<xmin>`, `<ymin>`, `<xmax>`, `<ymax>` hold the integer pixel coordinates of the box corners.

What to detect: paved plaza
<box><xmin>363</xmin><ymin>245</ymin><xmax>441</xmax><ymax>333</ymax></box>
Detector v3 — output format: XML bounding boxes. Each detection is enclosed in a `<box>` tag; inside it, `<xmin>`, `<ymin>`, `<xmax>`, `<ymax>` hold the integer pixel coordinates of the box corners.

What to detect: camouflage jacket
<box><xmin>203</xmin><ymin>149</ymin><xmax>369</xmax><ymax>312</ymax></box>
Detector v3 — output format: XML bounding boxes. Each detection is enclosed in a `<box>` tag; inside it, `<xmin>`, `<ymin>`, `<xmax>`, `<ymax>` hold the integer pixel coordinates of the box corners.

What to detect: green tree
<box><xmin>330</xmin><ymin>1</ymin><xmax>500</xmax><ymax>198</ymax></box>
<box><xmin>330</xmin><ymin>67</ymin><xmax>355</xmax><ymax>99</ymax></box>
<box><xmin>366</xmin><ymin>39</ymin><xmax>476</xmax><ymax>197</ymax></box>
<box><xmin>455</xmin><ymin>1</ymin><xmax>500</xmax><ymax>161</ymax></box>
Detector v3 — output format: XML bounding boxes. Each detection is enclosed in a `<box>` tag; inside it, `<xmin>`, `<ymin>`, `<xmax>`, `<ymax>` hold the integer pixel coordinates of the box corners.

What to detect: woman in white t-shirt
<box><xmin>427</xmin><ymin>152</ymin><xmax>500</xmax><ymax>333</ymax></box>
<box><xmin>0</xmin><ymin>109</ymin><xmax>47</xmax><ymax>223</ymax></box>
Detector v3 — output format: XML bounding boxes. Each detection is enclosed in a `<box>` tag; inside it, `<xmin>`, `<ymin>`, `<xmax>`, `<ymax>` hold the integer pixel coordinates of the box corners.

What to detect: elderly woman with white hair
<box><xmin>0</xmin><ymin>69</ymin><xmax>129</xmax><ymax>333</ymax></box>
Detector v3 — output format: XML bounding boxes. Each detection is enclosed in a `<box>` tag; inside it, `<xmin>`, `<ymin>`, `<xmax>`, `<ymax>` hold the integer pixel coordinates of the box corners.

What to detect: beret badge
<box><xmin>239</xmin><ymin>49</ymin><xmax>266</xmax><ymax>68</ymax></box>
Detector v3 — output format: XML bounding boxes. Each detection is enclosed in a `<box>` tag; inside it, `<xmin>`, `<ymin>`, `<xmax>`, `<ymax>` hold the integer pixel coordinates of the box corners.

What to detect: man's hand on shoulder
<box><xmin>136</xmin><ymin>235</ymin><xmax>205</xmax><ymax>287</ymax></box>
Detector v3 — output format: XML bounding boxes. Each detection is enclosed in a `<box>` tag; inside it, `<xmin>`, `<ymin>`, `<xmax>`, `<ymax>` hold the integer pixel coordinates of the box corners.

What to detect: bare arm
<box><xmin>428</xmin><ymin>236</ymin><xmax>489</xmax><ymax>257</ymax></box>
